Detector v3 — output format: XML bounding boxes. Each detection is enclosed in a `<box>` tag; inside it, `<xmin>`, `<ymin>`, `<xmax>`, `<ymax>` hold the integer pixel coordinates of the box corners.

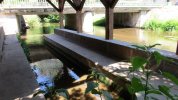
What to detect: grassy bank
<box><xmin>144</xmin><ymin>19</ymin><xmax>178</xmax><ymax>32</ymax></box>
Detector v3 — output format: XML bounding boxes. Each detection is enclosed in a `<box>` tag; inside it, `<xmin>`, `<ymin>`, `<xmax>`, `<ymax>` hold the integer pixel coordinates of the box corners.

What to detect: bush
<box><xmin>39</xmin><ymin>14</ymin><xmax>60</xmax><ymax>23</ymax></box>
<box><xmin>24</xmin><ymin>15</ymin><xmax>42</xmax><ymax>28</ymax></box>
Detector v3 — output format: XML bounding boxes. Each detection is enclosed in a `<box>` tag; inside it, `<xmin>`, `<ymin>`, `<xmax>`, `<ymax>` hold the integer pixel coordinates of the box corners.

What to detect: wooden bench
<box><xmin>44</xmin><ymin>28</ymin><xmax>178</xmax><ymax>99</ymax></box>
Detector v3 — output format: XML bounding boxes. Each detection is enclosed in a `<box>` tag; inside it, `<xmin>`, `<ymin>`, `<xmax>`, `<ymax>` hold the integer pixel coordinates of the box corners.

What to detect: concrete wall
<box><xmin>65</xmin><ymin>12</ymin><xmax>93</xmax><ymax>33</ymax></box>
<box><xmin>53</xmin><ymin>29</ymin><xmax>178</xmax><ymax>77</ymax></box>
<box><xmin>114</xmin><ymin>11</ymin><xmax>148</xmax><ymax>28</ymax></box>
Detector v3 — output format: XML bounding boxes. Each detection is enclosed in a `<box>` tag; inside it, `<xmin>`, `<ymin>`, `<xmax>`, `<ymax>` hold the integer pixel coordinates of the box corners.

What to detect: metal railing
<box><xmin>0</xmin><ymin>0</ymin><xmax>167</xmax><ymax>8</ymax></box>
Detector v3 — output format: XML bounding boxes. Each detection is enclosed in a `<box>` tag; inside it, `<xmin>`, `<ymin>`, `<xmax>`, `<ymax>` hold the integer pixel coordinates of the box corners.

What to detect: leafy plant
<box><xmin>33</xmin><ymin>82</ymin><xmax>69</xmax><ymax>100</ymax></box>
<box><xmin>85</xmin><ymin>68</ymin><xmax>112</xmax><ymax>100</ymax></box>
<box><xmin>128</xmin><ymin>44</ymin><xmax>178</xmax><ymax>100</ymax></box>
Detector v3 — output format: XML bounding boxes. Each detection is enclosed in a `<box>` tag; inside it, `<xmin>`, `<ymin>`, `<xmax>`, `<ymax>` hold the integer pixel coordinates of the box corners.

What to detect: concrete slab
<box><xmin>0</xmin><ymin>14</ymin><xmax>43</xmax><ymax>100</ymax></box>
<box><xmin>44</xmin><ymin>30</ymin><xmax>178</xmax><ymax>100</ymax></box>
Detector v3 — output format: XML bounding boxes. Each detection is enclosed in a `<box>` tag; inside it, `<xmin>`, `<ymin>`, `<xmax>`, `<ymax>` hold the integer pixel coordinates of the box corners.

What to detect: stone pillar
<box><xmin>136</xmin><ymin>10</ymin><xmax>148</xmax><ymax>28</ymax></box>
<box><xmin>65</xmin><ymin>12</ymin><xmax>93</xmax><ymax>33</ymax></box>
<box><xmin>82</xmin><ymin>11</ymin><xmax>93</xmax><ymax>33</ymax></box>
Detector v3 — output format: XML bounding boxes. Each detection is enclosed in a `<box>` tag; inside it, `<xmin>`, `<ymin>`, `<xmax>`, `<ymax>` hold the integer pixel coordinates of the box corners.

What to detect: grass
<box><xmin>144</xmin><ymin>18</ymin><xmax>178</xmax><ymax>32</ymax></box>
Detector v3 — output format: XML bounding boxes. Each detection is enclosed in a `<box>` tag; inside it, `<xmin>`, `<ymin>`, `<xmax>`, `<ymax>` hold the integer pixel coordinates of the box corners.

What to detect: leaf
<box><xmin>91</xmin><ymin>89</ymin><xmax>101</xmax><ymax>95</ymax></box>
<box><xmin>147</xmin><ymin>89</ymin><xmax>162</xmax><ymax>95</ymax></box>
<box><xmin>153</xmin><ymin>51</ymin><xmax>165</xmax><ymax>65</ymax></box>
<box><xmin>131</xmin><ymin>77</ymin><xmax>145</xmax><ymax>92</ymax></box>
<box><xmin>56</xmin><ymin>89</ymin><xmax>69</xmax><ymax>99</ymax></box>
<box><xmin>101</xmin><ymin>90</ymin><xmax>112</xmax><ymax>100</ymax></box>
<box><xmin>33</xmin><ymin>90</ymin><xmax>46</xmax><ymax>97</ymax></box>
<box><xmin>131</xmin><ymin>56</ymin><xmax>147</xmax><ymax>71</ymax></box>
<box><xmin>85</xmin><ymin>81</ymin><xmax>99</xmax><ymax>94</ymax></box>
<box><xmin>127</xmin><ymin>84</ymin><xmax>134</xmax><ymax>94</ymax></box>
<box><xmin>158</xmin><ymin>85</ymin><xmax>174</xmax><ymax>100</ymax></box>
<box><xmin>163</xmin><ymin>72</ymin><xmax>178</xmax><ymax>86</ymax></box>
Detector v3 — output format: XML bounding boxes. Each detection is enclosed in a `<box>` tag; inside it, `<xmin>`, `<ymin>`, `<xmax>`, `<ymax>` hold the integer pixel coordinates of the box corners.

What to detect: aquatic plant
<box><xmin>85</xmin><ymin>68</ymin><xmax>112</xmax><ymax>100</ymax></box>
<box><xmin>128</xmin><ymin>44</ymin><xmax>178</xmax><ymax>100</ymax></box>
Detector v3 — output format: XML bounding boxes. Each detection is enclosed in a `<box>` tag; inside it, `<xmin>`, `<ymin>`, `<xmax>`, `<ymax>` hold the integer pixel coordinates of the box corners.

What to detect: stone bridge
<box><xmin>0</xmin><ymin>0</ymin><xmax>168</xmax><ymax>14</ymax></box>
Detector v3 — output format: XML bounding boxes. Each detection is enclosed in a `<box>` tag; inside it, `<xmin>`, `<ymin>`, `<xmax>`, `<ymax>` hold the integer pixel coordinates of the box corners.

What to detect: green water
<box><xmin>26</xmin><ymin>23</ymin><xmax>177</xmax><ymax>53</ymax></box>
<box><xmin>26</xmin><ymin>23</ymin><xmax>59</xmax><ymax>46</ymax></box>
<box><xmin>93</xmin><ymin>26</ymin><xmax>178</xmax><ymax>53</ymax></box>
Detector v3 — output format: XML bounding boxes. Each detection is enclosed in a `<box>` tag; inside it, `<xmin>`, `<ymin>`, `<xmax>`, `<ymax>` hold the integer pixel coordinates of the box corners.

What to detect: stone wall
<box><xmin>54</xmin><ymin>29</ymin><xmax>178</xmax><ymax>77</ymax></box>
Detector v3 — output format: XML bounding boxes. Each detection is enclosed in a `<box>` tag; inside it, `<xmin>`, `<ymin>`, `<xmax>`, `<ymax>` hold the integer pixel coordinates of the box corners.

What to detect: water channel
<box><xmin>25</xmin><ymin>21</ymin><xmax>177</xmax><ymax>99</ymax></box>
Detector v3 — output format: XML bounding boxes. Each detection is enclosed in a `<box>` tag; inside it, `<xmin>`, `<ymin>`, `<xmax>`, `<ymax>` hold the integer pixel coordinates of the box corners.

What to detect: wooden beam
<box><xmin>58</xmin><ymin>0</ymin><xmax>65</xmax><ymax>12</ymax></box>
<box><xmin>46</xmin><ymin>0</ymin><xmax>59</xmax><ymax>12</ymax></box>
<box><xmin>111</xmin><ymin>0</ymin><xmax>119</xmax><ymax>8</ymax></box>
<box><xmin>105</xmin><ymin>7</ymin><xmax>113</xmax><ymax>39</ymax></box>
<box><xmin>66</xmin><ymin>0</ymin><xmax>77</xmax><ymax>11</ymax></box>
<box><xmin>100</xmin><ymin>0</ymin><xmax>108</xmax><ymax>7</ymax></box>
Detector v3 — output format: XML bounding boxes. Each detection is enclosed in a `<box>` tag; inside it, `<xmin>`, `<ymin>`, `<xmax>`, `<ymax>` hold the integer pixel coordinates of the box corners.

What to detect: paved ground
<box><xmin>0</xmin><ymin>15</ymin><xmax>43</xmax><ymax>100</ymax></box>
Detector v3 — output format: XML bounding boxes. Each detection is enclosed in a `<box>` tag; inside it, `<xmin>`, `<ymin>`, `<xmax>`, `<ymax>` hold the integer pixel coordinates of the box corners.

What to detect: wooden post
<box><xmin>176</xmin><ymin>41</ymin><xmax>178</xmax><ymax>55</ymax></box>
<box><xmin>105</xmin><ymin>7</ymin><xmax>113</xmax><ymax>40</ymax></box>
<box><xmin>67</xmin><ymin>0</ymin><xmax>85</xmax><ymax>33</ymax></box>
<box><xmin>100</xmin><ymin>0</ymin><xmax>119</xmax><ymax>40</ymax></box>
<box><xmin>59</xmin><ymin>12</ymin><xmax>64</xmax><ymax>28</ymax></box>
<box><xmin>58</xmin><ymin>0</ymin><xmax>65</xmax><ymax>28</ymax></box>
<box><xmin>76</xmin><ymin>11</ymin><xmax>82</xmax><ymax>33</ymax></box>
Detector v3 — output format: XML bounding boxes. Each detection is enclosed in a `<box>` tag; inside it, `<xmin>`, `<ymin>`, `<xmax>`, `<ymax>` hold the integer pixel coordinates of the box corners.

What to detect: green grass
<box><xmin>144</xmin><ymin>19</ymin><xmax>178</xmax><ymax>32</ymax></box>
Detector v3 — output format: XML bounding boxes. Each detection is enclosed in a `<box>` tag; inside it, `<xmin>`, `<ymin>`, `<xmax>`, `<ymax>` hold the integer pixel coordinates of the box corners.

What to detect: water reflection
<box><xmin>93</xmin><ymin>26</ymin><xmax>178</xmax><ymax>52</ymax></box>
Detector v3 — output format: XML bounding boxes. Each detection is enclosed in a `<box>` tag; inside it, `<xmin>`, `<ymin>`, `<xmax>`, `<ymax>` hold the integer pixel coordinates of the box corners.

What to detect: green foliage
<box><xmin>24</xmin><ymin>15</ymin><xmax>42</xmax><ymax>28</ymax></box>
<box><xmin>85</xmin><ymin>68</ymin><xmax>112</xmax><ymax>100</ymax></box>
<box><xmin>93</xmin><ymin>17</ymin><xmax>105</xmax><ymax>26</ymax></box>
<box><xmin>129</xmin><ymin>44</ymin><xmax>178</xmax><ymax>100</ymax></box>
<box><xmin>39</xmin><ymin>14</ymin><xmax>60</xmax><ymax>23</ymax></box>
<box><xmin>144</xmin><ymin>19</ymin><xmax>178</xmax><ymax>32</ymax></box>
